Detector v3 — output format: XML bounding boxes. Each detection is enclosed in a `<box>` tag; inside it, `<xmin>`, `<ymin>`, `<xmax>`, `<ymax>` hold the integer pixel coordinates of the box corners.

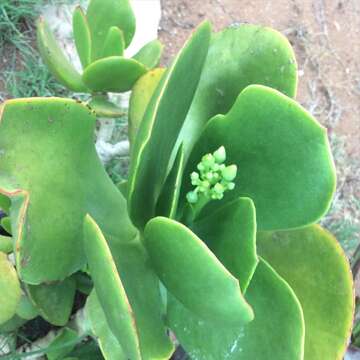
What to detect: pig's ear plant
<box><xmin>0</xmin><ymin>16</ymin><xmax>355</xmax><ymax>360</ymax></box>
<box><xmin>36</xmin><ymin>0</ymin><xmax>163</xmax><ymax>118</ymax></box>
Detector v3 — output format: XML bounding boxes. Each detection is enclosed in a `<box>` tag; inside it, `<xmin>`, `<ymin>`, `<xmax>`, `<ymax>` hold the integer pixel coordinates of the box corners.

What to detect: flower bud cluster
<box><xmin>186</xmin><ymin>146</ymin><xmax>237</xmax><ymax>204</ymax></box>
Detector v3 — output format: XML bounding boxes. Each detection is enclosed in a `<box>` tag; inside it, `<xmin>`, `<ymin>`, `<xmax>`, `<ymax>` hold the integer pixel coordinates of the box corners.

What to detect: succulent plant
<box><xmin>0</xmin><ymin>18</ymin><xmax>354</xmax><ymax>360</ymax></box>
<box><xmin>37</xmin><ymin>0</ymin><xmax>163</xmax><ymax>117</ymax></box>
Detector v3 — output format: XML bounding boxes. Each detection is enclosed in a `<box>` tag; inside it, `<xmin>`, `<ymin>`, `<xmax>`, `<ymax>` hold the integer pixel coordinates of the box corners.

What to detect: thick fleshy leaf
<box><xmin>109</xmin><ymin>239</ymin><xmax>175</xmax><ymax>359</ymax></box>
<box><xmin>83</xmin><ymin>214</ymin><xmax>141</xmax><ymax>360</ymax></box>
<box><xmin>82</xmin><ymin>56</ymin><xmax>147</xmax><ymax>92</ymax></box>
<box><xmin>67</xmin><ymin>341</ymin><xmax>104</xmax><ymax>360</ymax></box>
<box><xmin>183</xmin><ymin>85</ymin><xmax>336</xmax><ymax>230</ymax></box>
<box><xmin>0</xmin><ymin>314</ymin><xmax>26</xmax><ymax>333</ymax></box>
<box><xmin>128</xmin><ymin>22</ymin><xmax>211</xmax><ymax>229</ymax></box>
<box><xmin>1</xmin><ymin>216</ymin><xmax>11</xmax><ymax>234</ymax></box>
<box><xmin>156</xmin><ymin>144</ymin><xmax>185</xmax><ymax>219</ymax></box>
<box><xmin>86</xmin><ymin>0</ymin><xmax>135</xmax><ymax>60</ymax></box>
<box><xmin>102</xmin><ymin>26</ymin><xmax>125</xmax><ymax>58</ymax></box>
<box><xmin>0</xmin><ymin>235</ymin><xmax>12</xmax><ymax>253</ymax></box>
<box><xmin>37</xmin><ymin>18</ymin><xmax>87</xmax><ymax>92</ymax></box>
<box><xmin>16</xmin><ymin>294</ymin><xmax>39</xmax><ymax>320</ymax></box>
<box><xmin>257</xmin><ymin>225</ymin><xmax>354</xmax><ymax>360</ymax></box>
<box><xmin>47</xmin><ymin>328</ymin><xmax>78</xmax><ymax>360</ymax></box>
<box><xmin>168</xmin><ymin>258</ymin><xmax>305</xmax><ymax>360</ymax></box>
<box><xmin>128</xmin><ymin>68</ymin><xmax>165</xmax><ymax>144</ymax></box>
<box><xmin>117</xmin><ymin>180</ymin><xmax>128</xmax><ymax>199</ymax></box>
<box><xmin>84</xmin><ymin>215</ymin><xmax>173</xmax><ymax>360</ymax></box>
<box><xmin>0</xmin><ymin>193</ymin><xmax>10</xmax><ymax>213</ymax></box>
<box><xmin>73</xmin><ymin>6</ymin><xmax>91</xmax><ymax>69</ymax></box>
<box><xmin>0</xmin><ymin>98</ymin><xmax>136</xmax><ymax>283</ymax></box>
<box><xmin>73</xmin><ymin>272</ymin><xmax>93</xmax><ymax>295</ymax></box>
<box><xmin>132</xmin><ymin>39</ymin><xmax>163</xmax><ymax>69</ymax></box>
<box><xmin>176</xmin><ymin>24</ymin><xmax>298</xmax><ymax>158</ymax></box>
<box><xmin>144</xmin><ymin>217</ymin><xmax>254</xmax><ymax>325</ymax></box>
<box><xmin>88</xmin><ymin>96</ymin><xmax>125</xmax><ymax>118</ymax></box>
<box><xmin>27</xmin><ymin>277</ymin><xmax>76</xmax><ymax>326</ymax></box>
<box><xmin>86</xmin><ymin>291</ymin><xmax>126</xmax><ymax>360</ymax></box>
<box><xmin>193</xmin><ymin>197</ymin><xmax>258</xmax><ymax>292</ymax></box>
<box><xmin>0</xmin><ymin>252</ymin><xmax>21</xmax><ymax>324</ymax></box>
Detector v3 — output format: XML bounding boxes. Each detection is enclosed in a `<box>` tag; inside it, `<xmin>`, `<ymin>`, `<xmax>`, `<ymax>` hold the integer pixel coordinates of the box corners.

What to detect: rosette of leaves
<box><xmin>0</xmin><ymin>21</ymin><xmax>354</xmax><ymax>360</ymax></box>
<box><xmin>37</xmin><ymin>0</ymin><xmax>163</xmax><ymax>117</ymax></box>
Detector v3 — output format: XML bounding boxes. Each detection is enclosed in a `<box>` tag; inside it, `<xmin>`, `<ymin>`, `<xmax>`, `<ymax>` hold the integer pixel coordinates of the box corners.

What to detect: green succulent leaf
<box><xmin>132</xmin><ymin>39</ymin><xmax>163</xmax><ymax>69</ymax></box>
<box><xmin>86</xmin><ymin>0</ymin><xmax>136</xmax><ymax>60</ymax></box>
<box><xmin>129</xmin><ymin>68</ymin><xmax>166</xmax><ymax>144</ymax></box>
<box><xmin>0</xmin><ymin>193</ymin><xmax>10</xmax><ymax>213</ymax></box>
<box><xmin>0</xmin><ymin>98</ymin><xmax>136</xmax><ymax>283</ymax></box>
<box><xmin>37</xmin><ymin>18</ymin><xmax>87</xmax><ymax>92</ymax></box>
<box><xmin>86</xmin><ymin>291</ymin><xmax>126</xmax><ymax>360</ymax></box>
<box><xmin>168</xmin><ymin>258</ymin><xmax>305</xmax><ymax>360</ymax></box>
<box><xmin>26</xmin><ymin>277</ymin><xmax>76</xmax><ymax>326</ymax></box>
<box><xmin>88</xmin><ymin>96</ymin><xmax>125</xmax><ymax>118</ymax></box>
<box><xmin>73</xmin><ymin>272</ymin><xmax>93</xmax><ymax>295</ymax></box>
<box><xmin>117</xmin><ymin>180</ymin><xmax>128</xmax><ymax>199</ymax></box>
<box><xmin>1</xmin><ymin>216</ymin><xmax>11</xmax><ymax>234</ymax></box>
<box><xmin>82</xmin><ymin>56</ymin><xmax>147</xmax><ymax>92</ymax></box>
<box><xmin>156</xmin><ymin>144</ymin><xmax>185</xmax><ymax>219</ymax></box>
<box><xmin>144</xmin><ymin>216</ymin><xmax>254</xmax><ymax>325</ymax></box>
<box><xmin>73</xmin><ymin>6</ymin><xmax>91</xmax><ymax>69</ymax></box>
<box><xmin>0</xmin><ymin>314</ymin><xmax>26</xmax><ymax>333</ymax></box>
<box><xmin>109</xmin><ymin>240</ymin><xmax>175</xmax><ymax>359</ymax></box>
<box><xmin>183</xmin><ymin>85</ymin><xmax>336</xmax><ymax>230</ymax></box>
<box><xmin>102</xmin><ymin>26</ymin><xmax>125</xmax><ymax>58</ymax></box>
<box><xmin>176</xmin><ymin>24</ymin><xmax>298</xmax><ymax>158</ymax></box>
<box><xmin>83</xmin><ymin>214</ymin><xmax>141</xmax><ymax>360</ymax></box>
<box><xmin>16</xmin><ymin>294</ymin><xmax>39</xmax><ymax>320</ymax></box>
<box><xmin>47</xmin><ymin>328</ymin><xmax>78</xmax><ymax>360</ymax></box>
<box><xmin>84</xmin><ymin>215</ymin><xmax>173</xmax><ymax>360</ymax></box>
<box><xmin>67</xmin><ymin>341</ymin><xmax>104</xmax><ymax>360</ymax></box>
<box><xmin>257</xmin><ymin>225</ymin><xmax>354</xmax><ymax>360</ymax></box>
<box><xmin>128</xmin><ymin>21</ymin><xmax>211</xmax><ymax>229</ymax></box>
<box><xmin>0</xmin><ymin>252</ymin><xmax>21</xmax><ymax>325</ymax></box>
<box><xmin>192</xmin><ymin>197</ymin><xmax>258</xmax><ymax>292</ymax></box>
<box><xmin>0</xmin><ymin>235</ymin><xmax>12</xmax><ymax>253</ymax></box>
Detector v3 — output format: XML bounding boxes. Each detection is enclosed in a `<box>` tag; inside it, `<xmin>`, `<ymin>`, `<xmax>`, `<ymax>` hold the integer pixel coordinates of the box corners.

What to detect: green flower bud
<box><xmin>199</xmin><ymin>180</ymin><xmax>210</xmax><ymax>192</ymax></box>
<box><xmin>186</xmin><ymin>191</ymin><xmax>198</xmax><ymax>204</ymax></box>
<box><xmin>213</xmin><ymin>146</ymin><xmax>226</xmax><ymax>164</ymax></box>
<box><xmin>197</xmin><ymin>163</ymin><xmax>205</xmax><ymax>172</ymax></box>
<box><xmin>213</xmin><ymin>183</ymin><xmax>225</xmax><ymax>194</ymax></box>
<box><xmin>191</xmin><ymin>172</ymin><xmax>200</xmax><ymax>185</ymax></box>
<box><xmin>186</xmin><ymin>146</ymin><xmax>237</xmax><ymax>204</ymax></box>
<box><xmin>227</xmin><ymin>182</ymin><xmax>235</xmax><ymax>190</ymax></box>
<box><xmin>205</xmin><ymin>172</ymin><xmax>213</xmax><ymax>181</ymax></box>
<box><xmin>222</xmin><ymin>165</ymin><xmax>237</xmax><ymax>182</ymax></box>
<box><xmin>202</xmin><ymin>154</ymin><xmax>215</xmax><ymax>168</ymax></box>
<box><xmin>211</xmin><ymin>192</ymin><xmax>224</xmax><ymax>200</ymax></box>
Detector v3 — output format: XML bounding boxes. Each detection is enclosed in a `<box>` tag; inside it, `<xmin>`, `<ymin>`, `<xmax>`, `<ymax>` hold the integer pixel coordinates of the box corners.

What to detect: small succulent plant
<box><xmin>0</xmin><ymin>10</ymin><xmax>354</xmax><ymax>360</ymax></box>
<box><xmin>37</xmin><ymin>0</ymin><xmax>163</xmax><ymax>117</ymax></box>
